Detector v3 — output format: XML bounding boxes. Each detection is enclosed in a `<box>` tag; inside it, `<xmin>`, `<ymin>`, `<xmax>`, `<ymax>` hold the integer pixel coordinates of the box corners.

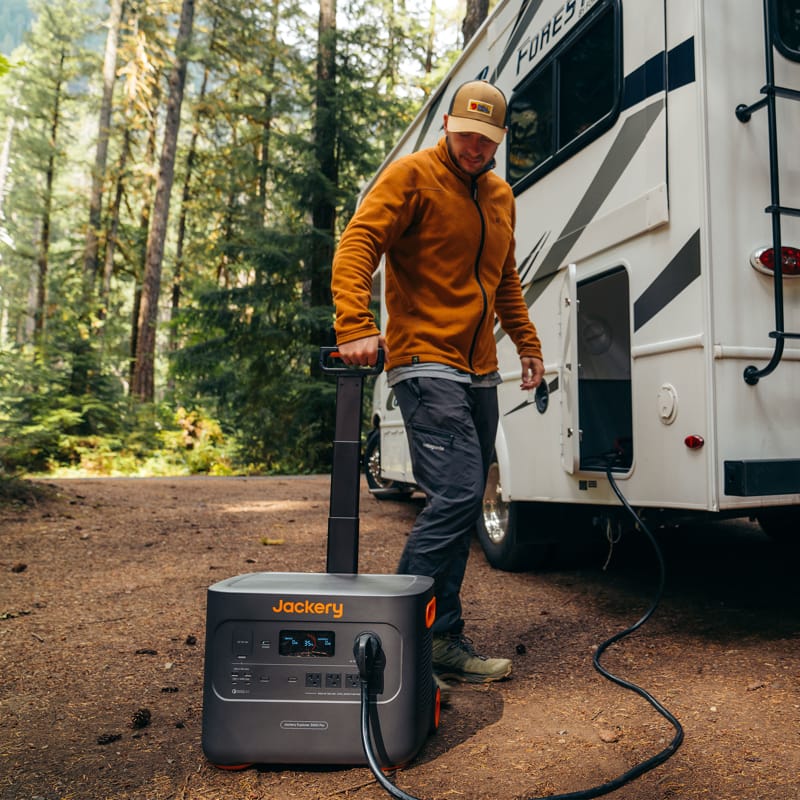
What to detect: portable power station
<box><xmin>201</xmin><ymin>349</ymin><xmax>438</xmax><ymax>768</ymax></box>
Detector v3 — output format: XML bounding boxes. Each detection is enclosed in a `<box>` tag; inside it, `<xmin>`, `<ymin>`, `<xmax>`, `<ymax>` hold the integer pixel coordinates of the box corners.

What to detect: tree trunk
<box><xmin>131</xmin><ymin>0</ymin><xmax>195</xmax><ymax>401</ymax></box>
<box><xmin>425</xmin><ymin>0</ymin><xmax>437</xmax><ymax>74</ymax></box>
<box><xmin>82</xmin><ymin>0</ymin><xmax>123</xmax><ymax>293</ymax></box>
<box><xmin>216</xmin><ymin>116</ymin><xmax>238</xmax><ymax>289</ymax></box>
<box><xmin>34</xmin><ymin>47</ymin><xmax>66</xmax><ymax>354</ymax></box>
<box><xmin>128</xmin><ymin>89</ymin><xmax>159</xmax><ymax>389</ymax></box>
<box><xmin>99</xmin><ymin>126</ymin><xmax>131</xmax><ymax>330</ymax></box>
<box><xmin>257</xmin><ymin>0</ymin><xmax>279</xmax><ymax>214</ymax></box>
<box><xmin>309</xmin><ymin>0</ymin><xmax>337</xmax><ymax>312</ymax></box>
<box><xmin>0</xmin><ymin>117</ymin><xmax>13</xmax><ymax>220</ymax></box>
<box><xmin>169</xmin><ymin>59</ymin><xmax>211</xmax><ymax>357</ymax></box>
<box><xmin>462</xmin><ymin>0</ymin><xmax>488</xmax><ymax>46</ymax></box>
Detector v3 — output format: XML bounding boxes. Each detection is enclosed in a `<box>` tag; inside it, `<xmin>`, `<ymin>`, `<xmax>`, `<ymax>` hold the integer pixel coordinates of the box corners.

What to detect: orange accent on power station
<box><xmin>433</xmin><ymin>687</ymin><xmax>441</xmax><ymax>730</ymax></box>
<box><xmin>425</xmin><ymin>596</ymin><xmax>437</xmax><ymax>629</ymax></box>
<box><xmin>212</xmin><ymin>763</ymin><xmax>253</xmax><ymax>771</ymax></box>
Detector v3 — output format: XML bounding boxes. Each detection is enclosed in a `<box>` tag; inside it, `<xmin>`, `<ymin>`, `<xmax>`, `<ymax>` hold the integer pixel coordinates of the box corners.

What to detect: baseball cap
<box><xmin>446</xmin><ymin>80</ymin><xmax>507</xmax><ymax>143</ymax></box>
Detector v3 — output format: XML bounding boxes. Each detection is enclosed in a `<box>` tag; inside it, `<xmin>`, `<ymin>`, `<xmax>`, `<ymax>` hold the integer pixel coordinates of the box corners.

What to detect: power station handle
<box><xmin>319</xmin><ymin>346</ymin><xmax>384</xmax><ymax>375</ymax></box>
<box><xmin>321</xmin><ymin>345</ymin><xmax>383</xmax><ymax>574</ymax></box>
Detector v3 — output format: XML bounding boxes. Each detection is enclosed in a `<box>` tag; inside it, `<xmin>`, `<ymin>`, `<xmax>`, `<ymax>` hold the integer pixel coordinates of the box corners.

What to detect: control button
<box><xmin>232</xmin><ymin>628</ymin><xmax>253</xmax><ymax>656</ymax></box>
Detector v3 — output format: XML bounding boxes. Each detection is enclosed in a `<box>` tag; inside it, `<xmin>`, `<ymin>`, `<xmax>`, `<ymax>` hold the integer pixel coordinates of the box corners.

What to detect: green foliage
<box><xmin>170</xmin><ymin>258</ymin><xmax>340</xmax><ymax>472</ymax></box>
<box><xmin>0</xmin><ymin>0</ymin><xmax>464</xmax><ymax>477</ymax></box>
<box><xmin>0</xmin><ymin>348</ymin><xmax>233</xmax><ymax>476</ymax></box>
<box><xmin>156</xmin><ymin>406</ymin><xmax>235</xmax><ymax>475</ymax></box>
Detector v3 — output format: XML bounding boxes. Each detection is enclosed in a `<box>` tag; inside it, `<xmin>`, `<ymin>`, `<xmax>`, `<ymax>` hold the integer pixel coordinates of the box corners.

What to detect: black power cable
<box><xmin>358</xmin><ymin>674</ymin><xmax>419</xmax><ymax>800</ymax></box>
<box><xmin>355</xmin><ymin>462</ymin><xmax>684</xmax><ymax>800</ymax></box>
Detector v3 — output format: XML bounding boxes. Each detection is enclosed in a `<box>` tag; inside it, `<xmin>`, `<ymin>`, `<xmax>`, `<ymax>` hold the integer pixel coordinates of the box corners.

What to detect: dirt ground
<box><xmin>1</xmin><ymin>475</ymin><xmax>798</xmax><ymax>800</ymax></box>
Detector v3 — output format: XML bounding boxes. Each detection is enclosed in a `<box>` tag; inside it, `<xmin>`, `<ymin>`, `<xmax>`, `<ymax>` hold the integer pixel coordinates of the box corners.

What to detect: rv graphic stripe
<box><xmin>621</xmin><ymin>52</ymin><xmax>665</xmax><ymax>111</ymax></box>
<box><xmin>621</xmin><ymin>38</ymin><xmax>695</xmax><ymax>111</ymax></box>
<box><xmin>633</xmin><ymin>230</ymin><xmax>701</xmax><ymax>332</ymax></box>
<box><xmin>527</xmin><ymin>99</ymin><xmax>664</xmax><ymax>290</ymax></box>
<box><xmin>493</xmin><ymin>99</ymin><xmax>664</xmax><ymax>346</ymax></box>
<box><xmin>667</xmin><ymin>37</ymin><xmax>695</xmax><ymax>92</ymax></box>
<box><xmin>491</xmin><ymin>0</ymin><xmax>547</xmax><ymax>82</ymax></box>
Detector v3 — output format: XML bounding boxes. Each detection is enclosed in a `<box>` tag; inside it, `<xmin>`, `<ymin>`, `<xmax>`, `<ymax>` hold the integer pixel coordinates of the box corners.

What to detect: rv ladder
<box><xmin>735</xmin><ymin>0</ymin><xmax>800</xmax><ymax>385</ymax></box>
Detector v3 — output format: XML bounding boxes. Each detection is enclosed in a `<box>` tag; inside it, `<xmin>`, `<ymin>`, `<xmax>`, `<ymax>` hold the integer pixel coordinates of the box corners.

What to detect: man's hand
<box><xmin>520</xmin><ymin>356</ymin><xmax>544</xmax><ymax>391</ymax></box>
<box><xmin>337</xmin><ymin>334</ymin><xmax>387</xmax><ymax>367</ymax></box>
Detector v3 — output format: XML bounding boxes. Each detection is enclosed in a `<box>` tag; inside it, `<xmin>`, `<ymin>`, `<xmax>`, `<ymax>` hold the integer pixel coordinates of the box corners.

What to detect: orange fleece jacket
<box><xmin>332</xmin><ymin>137</ymin><xmax>542</xmax><ymax>374</ymax></box>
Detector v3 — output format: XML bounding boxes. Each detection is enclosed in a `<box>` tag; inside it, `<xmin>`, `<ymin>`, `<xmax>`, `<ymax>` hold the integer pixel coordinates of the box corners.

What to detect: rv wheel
<box><xmin>363</xmin><ymin>428</ymin><xmax>414</xmax><ymax>500</ymax></box>
<box><xmin>477</xmin><ymin>462</ymin><xmax>552</xmax><ymax>572</ymax></box>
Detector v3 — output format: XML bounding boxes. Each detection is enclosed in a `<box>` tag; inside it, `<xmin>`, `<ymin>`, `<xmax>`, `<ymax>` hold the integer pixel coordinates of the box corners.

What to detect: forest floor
<box><xmin>1</xmin><ymin>475</ymin><xmax>798</xmax><ymax>800</ymax></box>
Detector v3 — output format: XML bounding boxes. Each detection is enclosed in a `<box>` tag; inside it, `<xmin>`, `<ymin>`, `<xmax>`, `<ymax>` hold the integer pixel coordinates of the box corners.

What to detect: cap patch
<box><xmin>468</xmin><ymin>99</ymin><xmax>494</xmax><ymax>117</ymax></box>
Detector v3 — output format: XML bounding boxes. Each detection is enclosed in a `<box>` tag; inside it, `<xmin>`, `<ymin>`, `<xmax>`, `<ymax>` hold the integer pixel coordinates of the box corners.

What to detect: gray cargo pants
<box><xmin>393</xmin><ymin>377</ymin><xmax>498</xmax><ymax>635</ymax></box>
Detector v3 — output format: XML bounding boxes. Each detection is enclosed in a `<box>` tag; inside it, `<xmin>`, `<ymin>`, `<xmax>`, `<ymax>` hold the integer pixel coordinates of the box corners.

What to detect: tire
<box><xmin>476</xmin><ymin>462</ymin><xmax>553</xmax><ymax>572</ymax></box>
<box><xmin>363</xmin><ymin>428</ymin><xmax>415</xmax><ymax>500</ymax></box>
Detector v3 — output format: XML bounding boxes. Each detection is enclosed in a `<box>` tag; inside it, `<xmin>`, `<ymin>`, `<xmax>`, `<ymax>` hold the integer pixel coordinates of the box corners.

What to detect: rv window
<box><xmin>774</xmin><ymin>0</ymin><xmax>800</xmax><ymax>59</ymax></box>
<box><xmin>506</xmin><ymin>1</ymin><xmax>620</xmax><ymax>193</ymax></box>
<box><xmin>507</xmin><ymin>66</ymin><xmax>554</xmax><ymax>183</ymax></box>
<box><xmin>558</xmin><ymin>12</ymin><xmax>616</xmax><ymax>147</ymax></box>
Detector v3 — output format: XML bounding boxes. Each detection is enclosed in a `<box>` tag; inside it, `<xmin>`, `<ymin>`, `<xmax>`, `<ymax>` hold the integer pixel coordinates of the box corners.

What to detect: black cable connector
<box><xmin>354</xmin><ymin>631</ymin><xmax>385</xmax><ymax>696</ymax></box>
<box><xmin>354</xmin><ymin>633</ymin><xmax>418</xmax><ymax>800</ymax></box>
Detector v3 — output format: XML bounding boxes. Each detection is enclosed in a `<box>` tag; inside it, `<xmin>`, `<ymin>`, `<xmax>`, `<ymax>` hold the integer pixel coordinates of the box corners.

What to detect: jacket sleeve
<box><xmin>493</xmin><ymin>199</ymin><xmax>543</xmax><ymax>361</ymax></box>
<box><xmin>332</xmin><ymin>161</ymin><xmax>418</xmax><ymax>345</ymax></box>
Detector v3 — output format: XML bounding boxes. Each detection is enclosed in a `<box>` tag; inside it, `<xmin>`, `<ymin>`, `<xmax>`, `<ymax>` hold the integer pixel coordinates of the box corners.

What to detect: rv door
<box><xmin>559</xmin><ymin>263</ymin><xmax>580</xmax><ymax>474</ymax></box>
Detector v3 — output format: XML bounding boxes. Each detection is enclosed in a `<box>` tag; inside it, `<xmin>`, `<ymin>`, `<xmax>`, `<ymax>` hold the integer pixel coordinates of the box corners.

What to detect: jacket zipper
<box><xmin>468</xmin><ymin>176</ymin><xmax>489</xmax><ymax>372</ymax></box>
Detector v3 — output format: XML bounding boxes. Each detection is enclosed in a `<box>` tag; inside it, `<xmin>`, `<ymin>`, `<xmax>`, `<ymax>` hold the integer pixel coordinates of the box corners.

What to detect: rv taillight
<box><xmin>684</xmin><ymin>435</ymin><xmax>704</xmax><ymax>450</ymax></box>
<box><xmin>750</xmin><ymin>246</ymin><xmax>800</xmax><ymax>276</ymax></box>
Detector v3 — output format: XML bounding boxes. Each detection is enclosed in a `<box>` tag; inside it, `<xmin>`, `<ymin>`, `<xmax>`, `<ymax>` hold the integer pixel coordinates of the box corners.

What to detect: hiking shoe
<box><xmin>432</xmin><ymin>634</ymin><xmax>512</xmax><ymax>683</ymax></box>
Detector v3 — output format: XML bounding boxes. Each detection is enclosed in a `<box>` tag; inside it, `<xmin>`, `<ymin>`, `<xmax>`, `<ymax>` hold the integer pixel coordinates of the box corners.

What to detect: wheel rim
<box><xmin>367</xmin><ymin>445</ymin><xmax>385</xmax><ymax>486</ymax></box>
<box><xmin>367</xmin><ymin>435</ymin><xmax>398</xmax><ymax>491</ymax></box>
<box><xmin>482</xmin><ymin>463</ymin><xmax>509</xmax><ymax>545</ymax></box>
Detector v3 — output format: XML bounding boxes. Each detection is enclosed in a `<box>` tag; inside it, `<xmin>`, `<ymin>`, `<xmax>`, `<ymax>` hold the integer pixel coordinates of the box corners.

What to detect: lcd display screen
<box><xmin>279</xmin><ymin>630</ymin><xmax>335</xmax><ymax>657</ymax></box>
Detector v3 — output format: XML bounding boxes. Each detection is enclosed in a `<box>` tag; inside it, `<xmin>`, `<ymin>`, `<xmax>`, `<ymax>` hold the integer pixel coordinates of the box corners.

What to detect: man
<box><xmin>331</xmin><ymin>79</ymin><xmax>544</xmax><ymax>685</ymax></box>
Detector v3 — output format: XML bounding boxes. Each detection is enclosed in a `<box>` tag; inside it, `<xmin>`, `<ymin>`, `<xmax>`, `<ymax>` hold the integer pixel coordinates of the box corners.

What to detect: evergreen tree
<box><xmin>82</xmin><ymin>0</ymin><xmax>124</xmax><ymax>294</ymax></box>
<box><xmin>0</xmin><ymin>0</ymin><xmax>464</xmax><ymax>474</ymax></box>
<box><xmin>6</xmin><ymin>0</ymin><xmax>95</xmax><ymax>356</ymax></box>
<box><xmin>131</xmin><ymin>0</ymin><xmax>196</xmax><ymax>401</ymax></box>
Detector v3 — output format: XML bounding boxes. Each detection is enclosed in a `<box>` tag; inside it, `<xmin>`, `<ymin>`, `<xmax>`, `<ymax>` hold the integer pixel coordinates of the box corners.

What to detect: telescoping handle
<box><xmin>320</xmin><ymin>346</ymin><xmax>384</xmax><ymax>574</ymax></box>
<box><xmin>318</xmin><ymin>346</ymin><xmax>385</xmax><ymax>376</ymax></box>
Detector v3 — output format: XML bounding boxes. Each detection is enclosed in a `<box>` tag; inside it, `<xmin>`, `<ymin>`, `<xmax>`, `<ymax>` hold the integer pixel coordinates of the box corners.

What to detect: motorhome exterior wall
<box><xmin>699</xmin><ymin>0</ymin><xmax>800</xmax><ymax>509</ymax></box>
<box><xmin>365</xmin><ymin>0</ymin><xmax>800</xmax><ymax>531</ymax></box>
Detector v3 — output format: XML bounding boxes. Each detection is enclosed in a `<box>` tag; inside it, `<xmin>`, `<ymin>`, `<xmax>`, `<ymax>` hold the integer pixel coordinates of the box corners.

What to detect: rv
<box><xmin>362</xmin><ymin>0</ymin><xmax>800</xmax><ymax>570</ymax></box>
